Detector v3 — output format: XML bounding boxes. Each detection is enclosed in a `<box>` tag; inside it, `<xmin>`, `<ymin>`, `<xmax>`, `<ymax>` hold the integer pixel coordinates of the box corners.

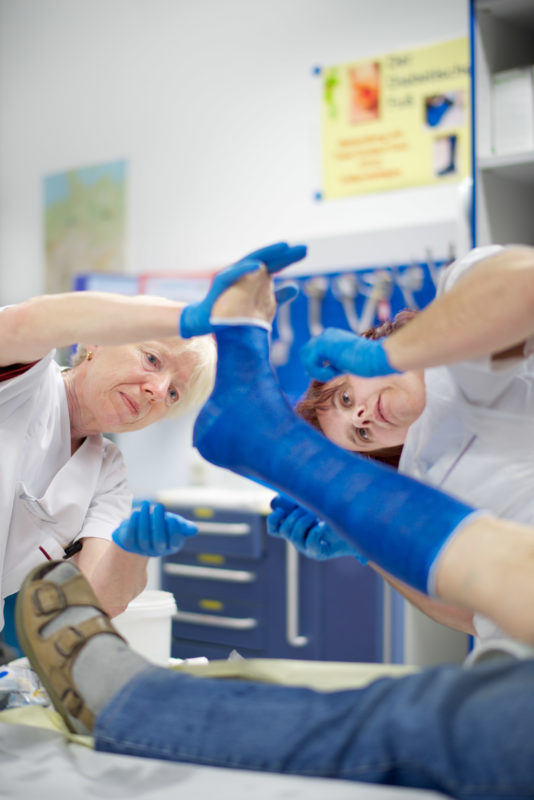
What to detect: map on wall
<box><xmin>319</xmin><ymin>37</ymin><xmax>470</xmax><ymax>199</ymax></box>
<box><xmin>43</xmin><ymin>159</ymin><xmax>127</xmax><ymax>293</ymax></box>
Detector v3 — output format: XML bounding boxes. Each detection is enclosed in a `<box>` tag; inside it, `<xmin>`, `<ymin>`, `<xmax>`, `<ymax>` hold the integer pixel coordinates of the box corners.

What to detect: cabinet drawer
<box><xmin>163</xmin><ymin>505</ymin><xmax>265</xmax><ymax>559</ymax></box>
<box><xmin>171</xmin><ymin>594</ymin><xmax>264</xmax><ymax>650</ymax></box>
<box><xmin>162</xmin><ymin>563</ymin><xmax>265</xmax><ymax>607</ymax></box>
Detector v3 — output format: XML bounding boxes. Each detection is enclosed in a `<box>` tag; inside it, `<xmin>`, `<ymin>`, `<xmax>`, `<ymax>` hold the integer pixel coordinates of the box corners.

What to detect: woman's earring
<box><xmin>86</xmin><ymin>351</ymin><xmax>94</xmax><ymax>361</ymax></box>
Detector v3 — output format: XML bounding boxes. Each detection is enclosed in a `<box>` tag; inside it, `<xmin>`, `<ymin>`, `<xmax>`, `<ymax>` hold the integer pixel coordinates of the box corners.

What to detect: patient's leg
<box><xmin>193</xmin><ymin>325</ymin><xmax>476</xmax><ymax>596</ymax></box>
<box><xmin>198</xmin><ymin>272</ymin><xmax>534</xmax><ymax>644</ymax></box>
<box><xmin>435</xmin><ymin>515</ymin><xmax>534</xmax><ymax>647</ymax></box>
<box><xmin>16</xmin><ymin>560</ymin><xmax>534</xmax><ymax>795</ymax></box>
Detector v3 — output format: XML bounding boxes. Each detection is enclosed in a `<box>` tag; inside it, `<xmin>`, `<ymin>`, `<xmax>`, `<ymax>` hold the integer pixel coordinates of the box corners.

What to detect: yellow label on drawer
<box><xmin>199</xmin><ymin>599</ymin><xmax>223</xmax><ymax>611</ymax></box>
<box><xmin>193</xmin><ymin>507</ymin><xmax>215</xmax><ymax>519</ymax></box>
<box><xmin>197</xmin><ymin>553</ymin><xmax>225</xmax><ymax>565</ymax></box>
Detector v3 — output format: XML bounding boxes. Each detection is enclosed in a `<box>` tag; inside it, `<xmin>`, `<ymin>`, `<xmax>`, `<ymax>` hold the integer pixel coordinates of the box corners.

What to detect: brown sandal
<box><xmin>15</xmin><ymin>561</ymin><xmax>125</xmax><ymax>735</ymax></box>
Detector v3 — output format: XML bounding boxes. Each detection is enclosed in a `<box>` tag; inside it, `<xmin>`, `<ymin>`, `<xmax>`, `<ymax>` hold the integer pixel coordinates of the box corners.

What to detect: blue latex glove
<box><xmin>267</xmin><ymin>494</ymin><xmax>368</xmax><ymax>563</ymax></box>
<box><xmin>112</xmin><ymin>501</ymin><xmax>198</xmax><ymax>556</ymax></box>
<box><xmin>300</xmin><ymin>327</ymin><xmax>400</xmax><ymax>381</ymax></box>
<box><xmin>180</xmin><ymin>242</ymin><xmax>307</xmax><ymax>338</ymax></box>
<box><xmin>273</xmin><ymin>282</ymin><xmax>299</xmax><ymax>307</ymax></box>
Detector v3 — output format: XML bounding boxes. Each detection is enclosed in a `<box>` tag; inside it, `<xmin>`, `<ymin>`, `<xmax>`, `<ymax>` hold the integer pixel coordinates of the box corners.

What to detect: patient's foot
<box><xmin>210</xmin><ymin>267</ymin><xmax>277</xmax><ymax>326</ymax></box>
<box><xmin>193</xmin><ymin>325</ymin><xmax>294</xmax><ymax>476</ymax></box>
<box><xmin>15</xmin><ymin>561</ymin><xmax>149</xmax><ymax>734</ymax></box>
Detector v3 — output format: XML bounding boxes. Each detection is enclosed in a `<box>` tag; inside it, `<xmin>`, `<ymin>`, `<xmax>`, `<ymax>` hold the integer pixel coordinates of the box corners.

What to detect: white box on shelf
<box><xmin>491</xmin><ymin>66</ymin><xmax>534</xmax><ymax>155</ymax></box>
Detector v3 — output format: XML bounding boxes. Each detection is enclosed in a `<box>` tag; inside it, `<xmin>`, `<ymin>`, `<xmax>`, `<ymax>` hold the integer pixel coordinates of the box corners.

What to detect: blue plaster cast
<box><xmin>193</xmin><ymin>326</ymin><xmax>476</xmax><ymax>594</ymax></box>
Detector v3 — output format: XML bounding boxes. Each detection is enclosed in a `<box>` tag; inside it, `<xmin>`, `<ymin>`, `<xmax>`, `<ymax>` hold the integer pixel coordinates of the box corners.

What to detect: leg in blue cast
<box><xmin>193</xmin><ymin>326</ymin><xmax>476</xmax><ymax>595</ymax></box>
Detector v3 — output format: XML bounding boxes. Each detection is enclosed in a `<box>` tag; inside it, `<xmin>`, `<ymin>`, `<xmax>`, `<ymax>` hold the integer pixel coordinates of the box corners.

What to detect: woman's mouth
<box><xmin>120</xmin><ymin>392</ymin><xmax>139</xmax><ymax>416</ymax></box>
<box><xmin>375</xmin><ymin>394</ymin><xmax>391</xmax><ymax>425</ymax></box>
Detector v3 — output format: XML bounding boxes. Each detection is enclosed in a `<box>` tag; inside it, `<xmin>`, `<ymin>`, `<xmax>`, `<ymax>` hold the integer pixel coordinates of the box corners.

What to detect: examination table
<box><xmin>1</xmin><ymin>657</ymin><xmax>450</xmax><ymax>799</ymax></box>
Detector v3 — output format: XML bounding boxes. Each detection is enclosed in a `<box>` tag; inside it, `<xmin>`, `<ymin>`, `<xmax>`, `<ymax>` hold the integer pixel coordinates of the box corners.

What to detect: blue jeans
<box><xmin>95</xmin><ymin>657</ymin><xmax>534</xmax><ymax>799</ymax></box>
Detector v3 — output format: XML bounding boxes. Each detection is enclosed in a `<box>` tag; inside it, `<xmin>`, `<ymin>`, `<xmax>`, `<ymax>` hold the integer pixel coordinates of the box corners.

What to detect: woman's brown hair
<box><xmin>295</xmin><ymin>310</ymin><xmax>418</xmax><ymax>469</ymax></box>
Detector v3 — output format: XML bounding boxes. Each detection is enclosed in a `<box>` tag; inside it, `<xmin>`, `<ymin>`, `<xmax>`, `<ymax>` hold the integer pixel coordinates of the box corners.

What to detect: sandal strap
<box><xmin>46</xmin><ymin>616</ymin><xmax>125</xmax><ymax>728</ymax></box>
<box><xmin>31</xmin><ymin>572</ymin><xmax>106</xmax><ymax>621</ymax></box>
<box><xmin>53</xmin><ymin>614</ymin><xmax>121</xmax><ymax>658</ymax></box>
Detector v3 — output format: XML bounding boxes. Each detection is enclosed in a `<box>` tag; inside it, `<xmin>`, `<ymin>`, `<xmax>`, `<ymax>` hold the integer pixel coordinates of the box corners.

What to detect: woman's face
<box><xmin>315</xmin><ymin>371</ymin><xmax>426</xmax><ymax>453</ymax></box>
<box><xmin>71</xmin><ymin>340</ymin><xmax>197</xmax><ymax>434</ymax></box>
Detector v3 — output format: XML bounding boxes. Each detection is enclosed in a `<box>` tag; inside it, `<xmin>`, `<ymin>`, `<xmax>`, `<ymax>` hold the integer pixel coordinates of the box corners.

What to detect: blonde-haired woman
<box><xmin>0</xmin><ymin>242</ymin><xmax>306</xmax><ymax>624</ymax></box>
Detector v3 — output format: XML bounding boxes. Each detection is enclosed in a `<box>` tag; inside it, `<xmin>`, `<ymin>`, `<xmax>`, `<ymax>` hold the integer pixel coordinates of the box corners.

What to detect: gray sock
<box><xmin>72</xmin><ymin>635</ymin><xmax>149</xmax><ymax>716</ymax></box>
<box><xmin>41</xmin><ymin>563</ymin><xmax>150</xmax><ymax>716</ymax></box>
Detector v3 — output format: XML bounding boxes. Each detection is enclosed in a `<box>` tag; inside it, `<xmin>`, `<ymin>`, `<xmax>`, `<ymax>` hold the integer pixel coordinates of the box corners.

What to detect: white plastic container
<box><xmin>113</xmin><ymin>590</ymin><xmax>177</xmax><ymax>666</ymax></box>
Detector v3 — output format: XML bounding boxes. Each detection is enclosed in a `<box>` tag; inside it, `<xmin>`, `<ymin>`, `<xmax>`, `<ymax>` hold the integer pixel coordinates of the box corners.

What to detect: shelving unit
<box><xmin>473</xmin><ymin>0</ymin><xmax>534</xmax><ymax>245</ymax></box>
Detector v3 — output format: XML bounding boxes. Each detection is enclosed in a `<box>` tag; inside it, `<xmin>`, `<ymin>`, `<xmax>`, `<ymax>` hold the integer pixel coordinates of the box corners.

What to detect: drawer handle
<box><xmin>195</xmin><ymin>521</ymin><xmax>251</xmax><ymax>536</ymax></box>
<box><xmin>164</xmin><ymin>563</ymin><xmax>256</xmax><ymax>583</ymax></box>
<box><xmin>173</xmin><ymin>611</ymin><xmax>257</xmax><ymax>630</ymax></box>
<box><xmin>286</xmin><ymin>541</ymin><xmax>309</xmax><ymax>647</ymax></box>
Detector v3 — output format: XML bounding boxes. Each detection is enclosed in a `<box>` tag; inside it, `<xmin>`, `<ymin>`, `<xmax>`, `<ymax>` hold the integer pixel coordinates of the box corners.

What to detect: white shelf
<box><xmin>476</xmin><ymin>0</ymin><xmax>534</xmax><ymax>30</ymax></box>
<box><xmin>478</xmin><ymin>151</ymin><xmax>534</xmax><ymax>183</ymax></box>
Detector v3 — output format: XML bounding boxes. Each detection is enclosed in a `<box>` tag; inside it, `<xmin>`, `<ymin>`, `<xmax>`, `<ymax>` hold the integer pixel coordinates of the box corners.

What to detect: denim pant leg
<box><xmin>95</xmin><ymin>658</ymin><xmax>534</xmax><ymax>799</ymax></box>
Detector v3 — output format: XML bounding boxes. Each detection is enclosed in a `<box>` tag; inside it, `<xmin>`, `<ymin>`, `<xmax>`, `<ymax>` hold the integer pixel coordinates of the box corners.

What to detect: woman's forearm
<box><xmin>385</xmin><ymin>246</ymin><xmax>534</xmax><ymax>372</ymax></box>
<box><xmin>0</xmin><ymin>292</ymin><xmax>186</xmax><ymax>365</ymax></box>
<box><xmin>75</xmin><ymin>537</ymin><xmax>148</xmax><ymax>618</ymax></box>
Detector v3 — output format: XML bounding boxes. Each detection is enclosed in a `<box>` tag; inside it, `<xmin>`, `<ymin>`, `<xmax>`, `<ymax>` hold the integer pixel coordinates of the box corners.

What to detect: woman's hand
<box><xmin>300</xmin><ymin>328</ymin><xmax>400</xmax><ymax>381</ymax></box>
<box><xmin>112</xmin><ymin>501</ymin><xmax>197</xmax><ymax>556</ymax></box>
<box><xmin>267</xmin><ymin>494</ymin><xmax>367</xmax><ymax>563</ymax></box>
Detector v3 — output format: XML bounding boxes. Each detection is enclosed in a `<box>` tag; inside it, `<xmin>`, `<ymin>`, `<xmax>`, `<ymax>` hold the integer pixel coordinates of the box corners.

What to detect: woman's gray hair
<box><xmin>169</xmin><ymin>334</ymin><xmax>216</xmax><ymax>417</ymax></box>
<box><xmin>71</xmin><ymin>335</ymin><xmax>216</xmax><ymax>419</ymax></box>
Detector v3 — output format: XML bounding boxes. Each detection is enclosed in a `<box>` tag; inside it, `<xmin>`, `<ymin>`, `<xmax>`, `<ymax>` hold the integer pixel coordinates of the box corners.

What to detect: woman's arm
<box><xmin>1</xmin><ymin>242</ymin><xmax>307</xmax><ymax>366</ymax></box>
<box><xmin>385</xmin><ymin>246</ymin><xmax>534</xmax><ymax>372</ymax></box>
<box><xmin>371</xmin><ymin>563</ymin><xmax>476</xmax><ymax>635</ymax></box>
<box><xmin>73</xmin><ymin>537</ymin><xmax>148</xmax><ymax>618</ymax></box>
<box><xmin>0</xmin><ymin>292</ymin><xmax>184</xmax><ymax>366</ymax></box>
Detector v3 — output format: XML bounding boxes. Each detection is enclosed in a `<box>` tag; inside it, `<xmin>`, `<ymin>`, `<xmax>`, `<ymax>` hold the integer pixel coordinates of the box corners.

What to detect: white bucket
<box><xmin>113</xmin><ymin>590</ymin><xmax>177</xmax><ymax>666</ymax></box>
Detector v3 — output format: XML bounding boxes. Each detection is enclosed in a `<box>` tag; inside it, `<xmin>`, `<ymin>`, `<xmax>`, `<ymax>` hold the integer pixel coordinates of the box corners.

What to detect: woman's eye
<box><xmin>169</xmin><ymin>387</ymin><xmax>179</xmax><ymax>403</ymax></box>
<box><xmin>340</xmin><ymin>391</ymin><xmax>352</xmax><ymax>407</ymax></box>
<box><xmin>146</xmin><ymin>353</ymin><xmax>159</xmax><ymax>367</ymax></box>
<box><xmin>357</xmin><ymin>427</ymin><xmax>369</xmax><ymax>442</ymax></box>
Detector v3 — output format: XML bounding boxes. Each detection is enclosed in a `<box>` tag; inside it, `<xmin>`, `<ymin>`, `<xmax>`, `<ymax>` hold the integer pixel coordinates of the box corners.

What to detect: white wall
<box><xmin>0</xmin><ymin>0</ymin><xmax>469</xmax><ymax>305</ymax></box>
<box><xmin>0</xmin><ymin>0</ymin><xmax>470</xmax><ymax>495</ymax></box>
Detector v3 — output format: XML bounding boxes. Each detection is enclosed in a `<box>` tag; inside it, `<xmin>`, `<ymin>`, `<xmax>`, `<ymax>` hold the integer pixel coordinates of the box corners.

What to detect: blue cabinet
<box><xmin>160</xmin><ymin>492</ymin><xmax>384</xmax><ymax>663</ymax></box>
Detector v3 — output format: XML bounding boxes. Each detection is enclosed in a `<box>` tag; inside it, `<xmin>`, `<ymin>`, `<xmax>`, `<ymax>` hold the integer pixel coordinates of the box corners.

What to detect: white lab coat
<box><xmin>0</xmin><ymin>350</ymin><xmax>132</xmax><ymax>630</ymax></box>
<box><xmin>399</xmin><ymin>245</ymin><xmax>534</xmax><ymax>661</ymax></box>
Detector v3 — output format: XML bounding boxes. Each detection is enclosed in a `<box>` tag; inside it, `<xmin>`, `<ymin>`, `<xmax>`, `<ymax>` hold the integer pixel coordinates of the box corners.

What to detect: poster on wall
<box><xmin>319</xmin><ymin>37</ymin><xmax>470</xmax><ymax>199</ymax></box>
<box><xmin>43</xmin><ymin>159</ymin><xmax>127</xmax><ymax>293</ymax></box>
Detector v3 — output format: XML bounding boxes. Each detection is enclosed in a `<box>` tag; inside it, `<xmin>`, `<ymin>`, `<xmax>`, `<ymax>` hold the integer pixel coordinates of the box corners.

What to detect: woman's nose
<box><xmin>144</xmin><ymin>375</ymin><xmax>169</xmax><ymax>401</ymax></box>
<box><xmin>354</xmin><ymin>404</ymin><xmax>371</xmax><ymax>425</ymax></box>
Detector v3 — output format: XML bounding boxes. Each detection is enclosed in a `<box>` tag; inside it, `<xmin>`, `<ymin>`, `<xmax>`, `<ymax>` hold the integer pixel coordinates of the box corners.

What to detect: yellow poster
<box><xmin>320</xmin><ymin>37</ymin><xmax>470</xmax><ymax>198</ymax></box>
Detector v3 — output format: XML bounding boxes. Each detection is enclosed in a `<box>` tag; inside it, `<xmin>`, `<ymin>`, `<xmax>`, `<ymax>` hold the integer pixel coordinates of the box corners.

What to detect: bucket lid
<box><xmin>120</xmin><ymin>590</ymin><xmax>177</xmax><ymax>618</ymax></box>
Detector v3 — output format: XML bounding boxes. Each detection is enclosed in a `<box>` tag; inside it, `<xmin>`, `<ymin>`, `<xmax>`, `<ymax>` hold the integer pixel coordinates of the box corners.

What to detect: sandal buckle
<box><xmin>55</xmin><ymin>625</ymin><xmax>84</xmax><ymax>657</ymax></box>
<box><xmin>33</xmin><ymin>584</ymin><xmax>67</xmax><ymax>615</ymax></box>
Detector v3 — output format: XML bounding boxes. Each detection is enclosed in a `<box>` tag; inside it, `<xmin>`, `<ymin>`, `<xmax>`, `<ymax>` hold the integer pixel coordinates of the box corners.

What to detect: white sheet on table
<box><xmin>0</xmin><ymin>719</ymin><xmax>450</xmax><ymax>800</ymax></box>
